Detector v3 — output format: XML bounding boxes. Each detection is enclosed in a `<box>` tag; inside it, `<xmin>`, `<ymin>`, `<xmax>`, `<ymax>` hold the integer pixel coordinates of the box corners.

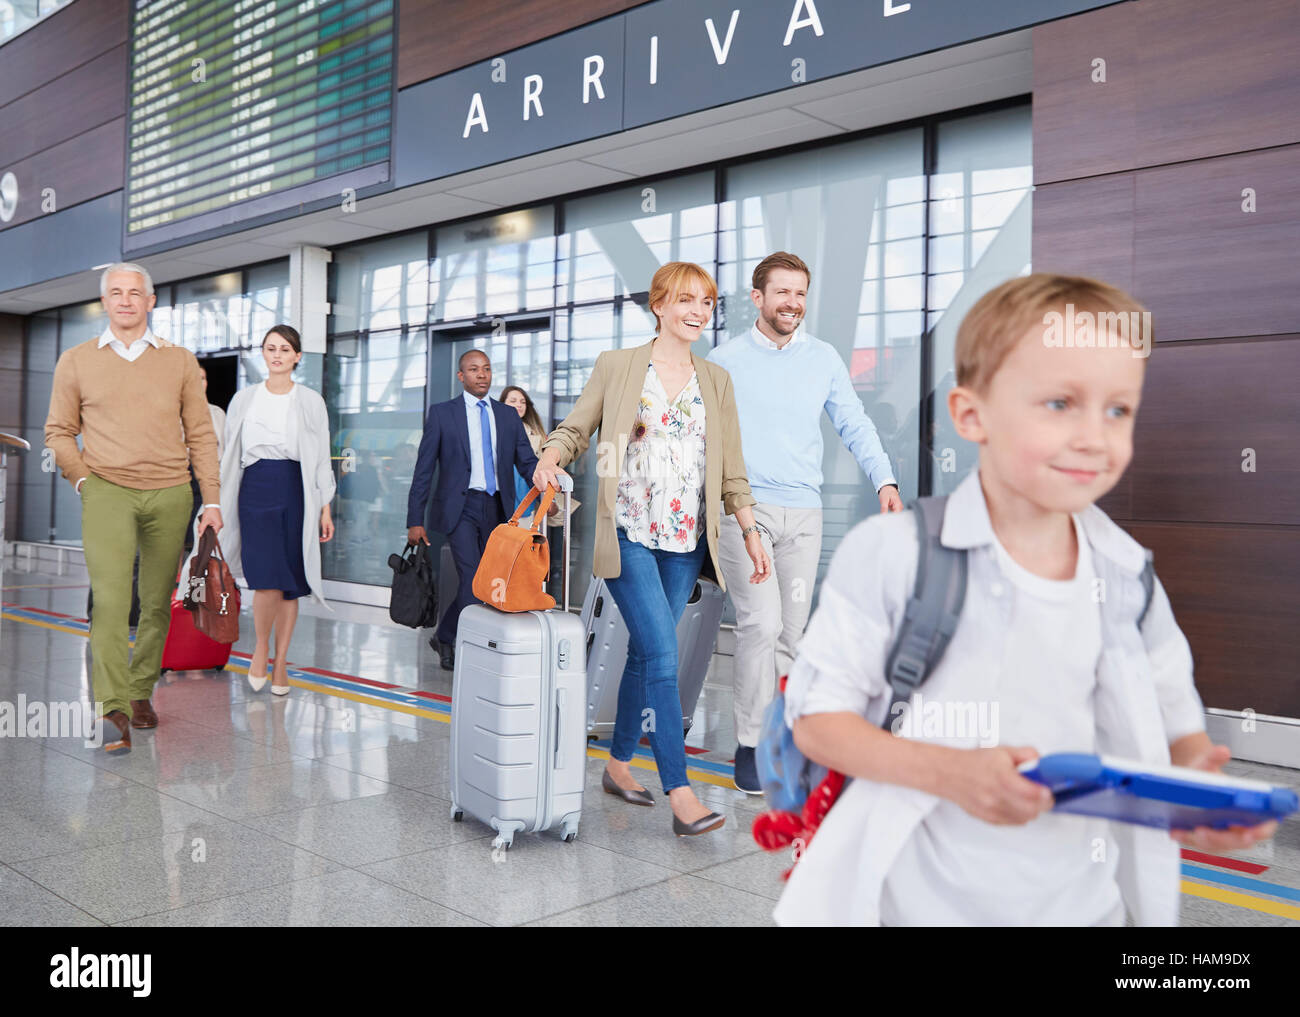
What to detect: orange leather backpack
<box><xmin>472</xmin><ymin>485</ymin><xmax>560</xmax><ymax>612</ymax></box>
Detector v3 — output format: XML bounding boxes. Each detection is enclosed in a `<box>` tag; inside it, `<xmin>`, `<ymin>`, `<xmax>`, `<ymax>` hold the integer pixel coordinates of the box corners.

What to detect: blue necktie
<box><xmin>478</xmin><ymin>400</ymin><xmax>497</xmax><ymax>496</ymax></box>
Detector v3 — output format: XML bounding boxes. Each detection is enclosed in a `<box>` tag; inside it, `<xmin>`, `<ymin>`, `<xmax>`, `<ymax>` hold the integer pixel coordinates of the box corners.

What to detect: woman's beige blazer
<box><xmin>540</xmin><ymin>341</ymin><xmax>754</xmax><ymax>591</ymax></box>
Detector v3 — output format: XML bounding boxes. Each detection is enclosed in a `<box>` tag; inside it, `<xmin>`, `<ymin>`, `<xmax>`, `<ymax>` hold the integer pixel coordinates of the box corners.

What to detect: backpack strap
<box><xmin>882</xmin><ymin>496</ymin><xmax>967</xmax><ymax>719</ymax></box>
<box><xmin>1136</xmin><ymin>552</ymin><xmax>1155</xmax><ymax>629</ymax></box>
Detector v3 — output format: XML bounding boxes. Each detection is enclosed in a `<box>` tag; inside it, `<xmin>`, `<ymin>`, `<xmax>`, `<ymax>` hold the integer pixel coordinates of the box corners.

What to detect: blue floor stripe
<box><xmin>1182</xmin><ymin>863</ymin><xmax>1300</xmax><ymax>903</ymax></box>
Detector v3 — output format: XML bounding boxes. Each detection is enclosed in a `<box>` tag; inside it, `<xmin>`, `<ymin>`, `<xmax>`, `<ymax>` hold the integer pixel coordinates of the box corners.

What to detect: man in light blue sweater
<box><xmin>708</xmin><ymin>252</ymin><xmax>903</xmax><ymax>793</ymax></box>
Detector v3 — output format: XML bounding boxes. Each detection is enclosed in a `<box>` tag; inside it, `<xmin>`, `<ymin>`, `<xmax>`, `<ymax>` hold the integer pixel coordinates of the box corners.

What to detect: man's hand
<box><xmin>1169</xmin><ymin>740</ymin><xmax>1279</xmax><ymax>851</ymax></box>
<box><xmin>745</xmin><ymin>531</ymin><xmax>772</xmax><ymax>584</ymax></box>
<box><xmin>198</xmin><ymin>506</ymin><xmax>222</xmax><ymax>535</ymax></box>
<box><xmin>407</xmin><ymin>525</ymin><xmax>429</xmax><ymax>546</ymax></box>
<box><xmin>879</xmin><ymin>485</ymin><xmax>904</xmax><ymax>513</ymax></box>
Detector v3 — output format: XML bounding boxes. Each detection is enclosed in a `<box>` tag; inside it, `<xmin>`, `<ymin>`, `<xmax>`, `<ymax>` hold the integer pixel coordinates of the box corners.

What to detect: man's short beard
<box><xmin>764</xmin><ymin>310</ymin><xmax>799</xmax><ymax>335</ymax></box>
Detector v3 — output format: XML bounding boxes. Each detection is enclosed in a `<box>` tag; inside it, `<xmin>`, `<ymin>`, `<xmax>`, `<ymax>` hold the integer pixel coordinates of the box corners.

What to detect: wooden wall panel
<box><xmin>1127</xmin><ymin>338</ymin><xmax>1300</xmax><ymax>526</ymax></box>
<box><xmin>1122</xmin><ymin>522</ymin><xmax>1300</xmax><ymax>718</ymax></box>
<box><xmin>0</xmin><ymin>119</ymin><xmax>125</xmax><ymax>230</ymax></box>
<box><xmin>1133</xmin><ymin>144</ymin><xmax>1300</xmax><ymax>342</ymax></box>
<box><xmin>1036</xmin><ymin>2</ymin><xmax>1300</xmax><ymax>726</ymax></box>
<box><xmin>397</xmin><ymin>0</ymin><xmax>652</xmax><ymax>88</ymax></box>
<box><xmin>0</xmin><ymin>46</ymin><xmax>127</xmax><ymax>166</ymax></box>
<box><xmin>1030</xmin><ymin>172</ymin><xmax>1134</xmax><ymax>291</ymax></box>
<box><xmin>1133</xmin><ymin>0</ymin><xmax>1300</xmax><ymax>168</ymax></box>
<box><xmin>0</xmin><ymin>0</ymin><xmax>128</xmax><ymax>104</ymax></box>
<box><xmin>1031</xmin><ymin>1</ymin><xmax>1136</xmax><ymax>184</ymax></box>
<box><xmin>1034</xmin><ymin>0</ymin><xmax>1300</xmax><ymax>185</ymax></box>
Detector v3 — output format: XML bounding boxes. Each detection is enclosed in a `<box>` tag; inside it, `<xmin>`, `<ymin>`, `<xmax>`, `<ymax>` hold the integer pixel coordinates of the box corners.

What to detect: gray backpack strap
<box><xmin>1136</xmin><ymin>553</ymin><xmax>1155</xmax><ymax>629</ymax></box>
<box><xmin>882</xmin><ymin>496</ymin><xmax>967</xmax><ymax>720</ymax></box>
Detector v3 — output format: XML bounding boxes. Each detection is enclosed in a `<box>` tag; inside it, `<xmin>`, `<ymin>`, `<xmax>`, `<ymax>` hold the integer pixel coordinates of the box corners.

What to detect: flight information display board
<box><xmin>125</xmin><ymin>0</ymin><xmax>394</xmax><ymax>242</ymax></box>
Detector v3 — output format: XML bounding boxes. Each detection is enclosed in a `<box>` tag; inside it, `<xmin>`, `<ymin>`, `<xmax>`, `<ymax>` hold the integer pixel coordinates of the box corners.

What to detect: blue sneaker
<box><xmin>733</xmin><ymin>744</ymin><xmax>763</xmax><ymax>795</ymax></box>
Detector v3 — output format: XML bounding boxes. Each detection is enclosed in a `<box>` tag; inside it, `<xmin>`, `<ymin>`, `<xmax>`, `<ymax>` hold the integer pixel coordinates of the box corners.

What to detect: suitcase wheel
<box><xmin>564</xmin><ymin>831</ymin><xmax>577</xmax><ymax>843</ymax></box>
<box><xmin>491</xmin><ymin>835</ymin><xmax>511</xmax><ymax>851</ymax></box>
<box><xmin>452</xmin><ymin>810</ymin><xmax>464</xmax><ymax>823</ymax></box>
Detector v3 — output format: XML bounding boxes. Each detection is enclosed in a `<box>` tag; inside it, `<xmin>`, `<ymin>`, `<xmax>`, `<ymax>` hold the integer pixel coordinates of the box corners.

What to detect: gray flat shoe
<box><xmin>602</xmin><ymin>768</ymin><xmax>655</xmax><ymax>806</ymax></box>
<box><xmin>672</xmin><ymin>811</ymin><xmax>725</xmax><ymax>837</ymax></box>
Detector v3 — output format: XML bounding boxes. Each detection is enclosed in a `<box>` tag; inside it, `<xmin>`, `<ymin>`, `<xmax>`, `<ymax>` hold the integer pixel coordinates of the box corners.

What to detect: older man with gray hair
<box><xmin>45</xmin><ymin>263</ymin><xmax>222</xmax><ymax>754</ymax></box>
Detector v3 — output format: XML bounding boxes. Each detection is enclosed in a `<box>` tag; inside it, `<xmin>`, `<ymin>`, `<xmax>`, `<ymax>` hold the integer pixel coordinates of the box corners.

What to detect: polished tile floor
<box><xmin>2</xmin><ymin>566</ymin><xmax>1297</xmax><ymax>927</ymax></box>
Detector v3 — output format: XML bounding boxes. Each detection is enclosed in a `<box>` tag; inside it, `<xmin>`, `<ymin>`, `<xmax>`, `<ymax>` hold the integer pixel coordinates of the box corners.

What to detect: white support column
<box><xmin>289</xmin><ymin>245</ymin><xmax>333</xmax><ymax>354</ymax></box>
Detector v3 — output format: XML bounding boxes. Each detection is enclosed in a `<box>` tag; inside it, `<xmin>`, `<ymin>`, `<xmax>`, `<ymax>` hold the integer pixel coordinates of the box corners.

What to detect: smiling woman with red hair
<box><xmin>533</xmin><ymin>261</ymin><xmax>772</xmax><ymax>837</ymax></box>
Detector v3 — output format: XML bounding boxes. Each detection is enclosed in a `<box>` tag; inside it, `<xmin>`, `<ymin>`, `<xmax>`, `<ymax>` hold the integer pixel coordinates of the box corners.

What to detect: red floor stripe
<box><xmin>1180</xmin><ymin>849</ymin><xmax>1269</xmax><ymax>875</ymax></box>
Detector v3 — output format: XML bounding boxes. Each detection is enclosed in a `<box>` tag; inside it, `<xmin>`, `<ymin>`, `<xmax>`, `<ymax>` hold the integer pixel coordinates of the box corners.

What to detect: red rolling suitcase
<box><xmin>161</xmin><ymin>587</ymin><xmax>232</xmax><ymax>673</ymax></box>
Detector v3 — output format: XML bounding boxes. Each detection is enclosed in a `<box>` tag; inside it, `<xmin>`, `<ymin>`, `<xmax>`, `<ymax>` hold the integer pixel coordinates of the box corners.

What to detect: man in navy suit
<box><xmin>407</xmin><ymin>350</ymin><xmax>541</xmax><ymax>669</ymax></box>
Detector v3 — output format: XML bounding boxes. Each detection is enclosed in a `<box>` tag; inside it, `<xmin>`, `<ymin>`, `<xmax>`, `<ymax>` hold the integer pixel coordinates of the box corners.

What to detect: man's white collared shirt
<box><xmin>98</xmin><ymin>326</ymin><xmax>160</xmax><ymax>363</ymax></box>
<box><xmin>749</xmin><ymin>322</ymin><xmax>802</xmax><ymax>350</ymax></box>
<box><xmin>462</xmin><ymin>390</ymin><xmax>498</xmax><ymax>493</ymax></box>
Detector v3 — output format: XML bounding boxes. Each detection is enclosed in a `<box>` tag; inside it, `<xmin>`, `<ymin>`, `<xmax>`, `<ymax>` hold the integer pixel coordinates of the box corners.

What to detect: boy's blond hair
<box><xmin>955</xmin><ymin>273</ymin><xmax>1151</xmax><ymax>393</ymax></box>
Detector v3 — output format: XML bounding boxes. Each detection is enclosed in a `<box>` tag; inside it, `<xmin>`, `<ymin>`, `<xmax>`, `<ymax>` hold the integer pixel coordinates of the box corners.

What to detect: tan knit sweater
<box><xmin>44</xmin><ymin>337</ymin><xmax>220</xmax><ymax>503</ymax></box>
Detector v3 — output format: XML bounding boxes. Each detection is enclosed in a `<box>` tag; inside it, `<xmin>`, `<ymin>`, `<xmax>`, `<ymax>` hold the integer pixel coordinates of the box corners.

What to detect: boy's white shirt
<box><xmin>774</xmin><ymin>468</ymin><xmax>1205</xmax><ymax>927</ymax></box>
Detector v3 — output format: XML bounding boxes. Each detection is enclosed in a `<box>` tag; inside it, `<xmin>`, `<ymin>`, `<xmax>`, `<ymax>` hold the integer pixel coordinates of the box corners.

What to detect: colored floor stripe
<box><xmin>1180</xmin><ymin>880</ymin><xmax>1300</xmax><ymax>921</ymax></box>
<box><xmin>1180</xmin><ymin>848</ymin><xmax>1269</xmax><ymax>875</ymax></box>
<box><xmin>1182</xmin><ymin>863</ymin><xmax>1300</xmax><ymax>903</ymax></box>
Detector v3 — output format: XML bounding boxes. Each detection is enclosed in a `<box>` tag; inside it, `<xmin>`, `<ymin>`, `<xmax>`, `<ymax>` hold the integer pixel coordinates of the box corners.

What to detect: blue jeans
<box><xmin>604</xmin><ymin>529</ymin><xmax>708</xmax><ymax>793</ymax></box>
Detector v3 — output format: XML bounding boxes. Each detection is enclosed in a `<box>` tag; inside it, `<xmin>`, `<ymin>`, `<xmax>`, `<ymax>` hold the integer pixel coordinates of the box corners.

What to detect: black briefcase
<box><xmin>388</xmin><ymin>543</ymin><xmax>439</xmax><ymax>629</ymax></box>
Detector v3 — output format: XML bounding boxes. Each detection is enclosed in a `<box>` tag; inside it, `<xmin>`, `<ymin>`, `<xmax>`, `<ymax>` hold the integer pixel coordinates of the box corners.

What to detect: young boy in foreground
<box><xmin>773</xmin><ymin>274</ymin><xmax>1277</xmax><ymax>927</ymax></box>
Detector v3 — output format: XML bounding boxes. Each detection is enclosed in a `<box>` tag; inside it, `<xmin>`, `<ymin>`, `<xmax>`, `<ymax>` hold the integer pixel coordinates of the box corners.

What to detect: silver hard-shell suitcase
<box><xmin>449</xmin><ymin>477</ymin><xmax>586</xmax><ymax>849</ymax></box>
<box><xmin>581</xmin><ymin>575</ymin><xmax>725</xmax><ymax>739</ymax></box>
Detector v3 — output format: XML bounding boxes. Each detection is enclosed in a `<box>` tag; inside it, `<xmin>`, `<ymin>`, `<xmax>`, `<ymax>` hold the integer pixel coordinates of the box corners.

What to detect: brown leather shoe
<box><xmin>129</xmin><ymin>699</ymin><xmax>158</xmax><ymax>729</ymax></box>
<box><xmin>102</xmin><ymin>711</ymin><xmax>131</xmax><ymax>755</ymax></box>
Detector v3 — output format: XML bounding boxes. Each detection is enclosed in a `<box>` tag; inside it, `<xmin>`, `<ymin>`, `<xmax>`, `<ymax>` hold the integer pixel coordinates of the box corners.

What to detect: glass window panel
<box><xmin>322</xmin><ymin>326</ymin><xmax>428</xmax><ymax>586</ymax></box>
<box><xmin>884</xmin><ymin>202</ymin><xmax>924</xmax><ymax>240</ymax></box>
<box><xmin>173</xmin><ymin>272</ymin><xmax>244</xmax><ymax>352</ymax></box>
<box><xmin>331</xmin><ymin>233</ymin><xmax>429</xmax><ymax>333</ymax></box>
<box><xmin>19</xmin><ymin>313</ymin><xmax>59</xmax><ymax>542</ymax></box>
<box><xmin>722</xmin><ymin>127</ymin><xmax>925</xmax><ymax>590</ymax></box>
<box><xmin>433</xmin><ymin>207</ymin><xmax>554</xmax><ymax>322</ymax></box>
<box><xmin>561</xmin><ymin>175</ymin><xmax>715</xmax><ymax>306</ymax></box>
<box><xmin>927</xmin><ymin>105</ymin><xmax>1032</xmax><ymax>495</ymax></box>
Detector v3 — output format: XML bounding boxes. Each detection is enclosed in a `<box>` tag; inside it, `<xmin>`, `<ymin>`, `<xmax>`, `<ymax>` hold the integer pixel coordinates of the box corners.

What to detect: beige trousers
<box><xmin>716</xmin><ymin>502</ymin><xmax>823</xmax><ymax>747</ymax></box>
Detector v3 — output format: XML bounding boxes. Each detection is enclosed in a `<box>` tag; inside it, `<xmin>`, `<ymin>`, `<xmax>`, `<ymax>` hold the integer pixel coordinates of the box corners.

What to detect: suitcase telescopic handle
<box><xmin>540</xmin><ymin>473</ymin><xmax>575</xmax><ymax>613</ymax></box>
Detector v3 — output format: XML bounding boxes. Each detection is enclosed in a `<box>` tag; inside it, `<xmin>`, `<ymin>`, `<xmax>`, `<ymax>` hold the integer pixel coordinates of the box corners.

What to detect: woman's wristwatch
<box><xmin>741</xmin><ymin>524</ymin><xmax>761</xmax><ymax>540</ymax></box>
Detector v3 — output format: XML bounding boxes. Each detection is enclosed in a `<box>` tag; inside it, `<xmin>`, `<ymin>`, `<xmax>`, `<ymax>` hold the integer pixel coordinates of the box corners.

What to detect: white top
<box><xmin>463</xmin><ymin>390</ymin><xmax>499</xmax><ymax>493</ymax></box>
<box><xmin>209</xmin><ymin>403</ymin><xmax>227</xmax><ymax>460</ymax></box>
<box><xmin>879</xmin><ymin>516</ymin><xmax>1123</xmax><ymax>926</ymax></box>
<box><xmin>615</xmin><ymin>365</ymin><xmax>707</xmax><ymax>553</ymax></box>
<box><xmin>241</xmin><ymin>382</ymin><xmax>299</xmax><ymax>466</ymax></box>
<box><xmin>97</xmin><ymin>326</ymin><xmax>160</xmax><ymax>363</ymax></box>
<box><xmin>749</xmin><ymin>322</ymin><xmax>804</xmax><ymax>350</ymax></box>
<box><xmin>775</xmin><ymin>469</ymin><xmax>1205</xmax><ymax>927</ymax></box>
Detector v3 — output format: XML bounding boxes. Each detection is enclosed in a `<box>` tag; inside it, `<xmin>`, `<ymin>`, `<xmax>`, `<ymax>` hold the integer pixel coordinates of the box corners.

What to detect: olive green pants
<box><xmin>80</xmin><ymin>474</ymin><xmax>193</xmax><ymax>718</ymax></box>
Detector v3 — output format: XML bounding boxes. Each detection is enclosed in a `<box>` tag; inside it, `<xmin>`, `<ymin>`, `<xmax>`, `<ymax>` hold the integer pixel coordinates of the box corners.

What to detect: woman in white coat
<box><xmin>219</xmin><ymin>324</ymin><xmax>336</xmax><ymax>695</ymax></box>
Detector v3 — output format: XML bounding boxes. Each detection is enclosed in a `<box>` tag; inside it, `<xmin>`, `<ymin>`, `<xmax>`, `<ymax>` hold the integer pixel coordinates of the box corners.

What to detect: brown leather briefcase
<box><xmin>183</xmin><ymin>528</ymin><xmax>241</xmax><ymax>645</ymax></box>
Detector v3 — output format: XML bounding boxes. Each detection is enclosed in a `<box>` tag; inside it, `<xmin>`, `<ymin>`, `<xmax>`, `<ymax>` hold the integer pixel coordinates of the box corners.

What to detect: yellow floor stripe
<box><xmin>1180</xmin><ymin>880</ymin><xmax>1300</xmax><ymax>921</ymax></box>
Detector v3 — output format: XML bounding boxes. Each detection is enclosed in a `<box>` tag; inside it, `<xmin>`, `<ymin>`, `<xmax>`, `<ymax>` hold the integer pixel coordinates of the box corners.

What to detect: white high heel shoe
<box><xmin>271</xmin><ymin>683</ymin><xmax>291</xmax><ymax>697</ymax></box>
<box><xmin>247</xmin><ymin>671</ymin><xmax>268</xmax><ymax>693</ymax></box>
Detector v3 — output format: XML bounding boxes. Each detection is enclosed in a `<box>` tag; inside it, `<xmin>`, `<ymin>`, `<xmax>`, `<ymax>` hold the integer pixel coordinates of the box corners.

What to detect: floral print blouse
<box><xmin>615</xmin><ymin>365</ymin><xmax>708</xmax><ymax>553</ymax></box>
